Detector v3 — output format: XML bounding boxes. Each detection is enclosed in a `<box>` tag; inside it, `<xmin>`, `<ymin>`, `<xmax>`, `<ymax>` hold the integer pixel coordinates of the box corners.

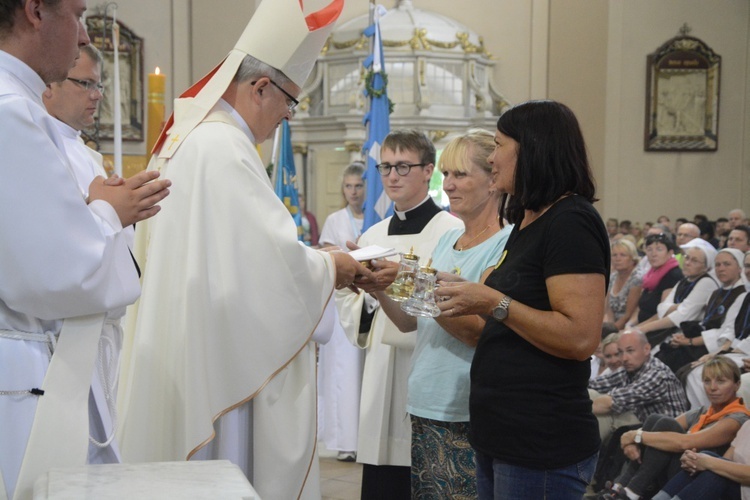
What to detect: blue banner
<box><xmin>362</xmin><ymin>6</ymin><xmax>392</xmax><ymax>231</ymax></box>
<box><xmin>274</xmin><ymin>120</ymin><xmax>303</xmax><ymax>241</ymax></box>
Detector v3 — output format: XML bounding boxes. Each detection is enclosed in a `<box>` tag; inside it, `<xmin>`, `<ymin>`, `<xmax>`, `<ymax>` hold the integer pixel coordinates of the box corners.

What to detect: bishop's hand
<box><xmin>330</xmin><ymin>251</ymin><xmax>373</xmax><ymax>290</ymax></box>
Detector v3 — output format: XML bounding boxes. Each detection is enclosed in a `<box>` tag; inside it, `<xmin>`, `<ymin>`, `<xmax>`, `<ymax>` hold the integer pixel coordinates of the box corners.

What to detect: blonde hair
<box><xmin>602</xmin><ymin>332</ymin><xmax>620</xmax><ymax>349</ymax></box>
<box><xmin>340</xmin><ymin>161</ymin><xmax>365</xmax><ymax>208</ymax></box>
<box><xmin>703</xmin><ymin>356</ymin><xmax>742</xmax><ymax>384</ymax></box>
<box><xmin>342</xmin><ymin>161</ymin><xmax>365</xmax><ymax>180</ymax></box>
<box><xmin>611</xmin><ymin>238</ymin><xmax>640</xmax><ymax>265</ymax></box>
<box><xmin>438</xmin><ymin>129</ymin><xmax>495</xmax><ymax>176</ymax></box>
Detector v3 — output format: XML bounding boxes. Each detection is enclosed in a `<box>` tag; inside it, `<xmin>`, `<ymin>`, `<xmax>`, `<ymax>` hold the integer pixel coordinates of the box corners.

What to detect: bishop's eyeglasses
<box><xmin>252</xmin><ymin>79</ymin><xmax>299</xmax><ymax>112</ymax></box>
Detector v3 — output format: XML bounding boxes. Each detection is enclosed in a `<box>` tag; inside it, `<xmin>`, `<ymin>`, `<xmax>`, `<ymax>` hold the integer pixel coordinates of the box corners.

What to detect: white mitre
<box><xmin>154</xmin><ymin>0</ymin><xmax>343</xmax><ymax>158</ymax></box>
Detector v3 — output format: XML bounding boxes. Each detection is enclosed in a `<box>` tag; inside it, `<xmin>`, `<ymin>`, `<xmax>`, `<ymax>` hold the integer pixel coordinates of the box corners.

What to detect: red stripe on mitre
<box><xmin>151</xmin><ymin>59</ymin><xmax>225</xmax><ymax>155</ymax></box>
<box><xmin>152</xmin><ymin>0</ymin><xmax>343</xmax><ymax>155</ymax></box>
<box><xmin>303</xmin><ymin>0</ymin><xmax>343</xmax><ymax>31</ymax></box>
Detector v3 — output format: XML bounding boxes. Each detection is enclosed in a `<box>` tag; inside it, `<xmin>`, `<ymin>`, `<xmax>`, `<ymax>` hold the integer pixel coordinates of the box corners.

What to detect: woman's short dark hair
<box><xmin>644</xmin><ymin>233</ymin><xmax>677</xmax><ymax>253</ymax></box>
<box><xmin>496</xmin><ymin>100</ymin><xmax>597</xmax><ymax>225</ymax></box>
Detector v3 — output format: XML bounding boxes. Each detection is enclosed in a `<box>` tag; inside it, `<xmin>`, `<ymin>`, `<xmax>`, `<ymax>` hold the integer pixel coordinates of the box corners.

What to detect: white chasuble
<box><xmin>117</xmin><ymin>107</ymin><xmax>335</xmax><ymax>500</ymax></box>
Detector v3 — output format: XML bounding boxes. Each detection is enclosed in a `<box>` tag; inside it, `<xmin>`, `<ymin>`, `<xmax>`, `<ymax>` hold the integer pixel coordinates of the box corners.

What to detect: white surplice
<box><xmin>117</xmin><ymin>103</ymin><xmax>335</xmax><ymax>500</ymax></box>
<box><xmin>338</xmin><ymin>212</ymin><xmax>463</xmax><ymax>466</ymax></box>
<box><xmin>317</xmin><ymin>207</ymin><xmax>365</xmax><ymax>453</ymax></box>
<box><xmin>51</xmin><ymin>118</ymin><xmax>135</xmax><ymax>464</ymax></box>
<box><xmin>0</xmin><ymin>50</ymin><xmax>140</xmax><ymax>500</ymax></box>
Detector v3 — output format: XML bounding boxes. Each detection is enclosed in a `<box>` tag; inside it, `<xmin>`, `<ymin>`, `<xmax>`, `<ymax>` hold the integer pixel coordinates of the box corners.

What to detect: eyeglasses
<box><xmin>66</xmin><ymin>77</ymin><xmax>104</xmax><ymax>93</ymax></box>
<box><xmin>252</xmin><ymin>79</ymin><xmax>299</xmax><ymax>112</ymax></box>
<box><xmin>683</xmin><ymin>255</ymin><xmax>706</xmax><ymax>265</ymax></box>
<box><xmin>376</xmin><ymin>162</ymin><xmax>426</xmax><ymax>176</ymax></box>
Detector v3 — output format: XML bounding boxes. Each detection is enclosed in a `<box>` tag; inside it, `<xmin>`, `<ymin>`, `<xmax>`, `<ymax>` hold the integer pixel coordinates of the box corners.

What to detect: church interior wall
<box><xmin>548</xmin><ymin>0</ymin><xmax>609</xmax><ymax>219</ymax></box>
<box><xmin>95</xmin><ymin>0</ymin><xmax>749</xmax><ymax>225</ymax></box>
<box><xmin>598</xmin><ymin>0</ymin><xmax>749</xmax><ymax>225</ymax></box>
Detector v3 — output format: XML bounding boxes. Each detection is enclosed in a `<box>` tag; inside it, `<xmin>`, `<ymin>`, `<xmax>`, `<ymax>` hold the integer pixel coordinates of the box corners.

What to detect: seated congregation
<box><xmin>590</xmin><ymin>214</ymin><xmax>750</xmax><ymax>499</ymax></box>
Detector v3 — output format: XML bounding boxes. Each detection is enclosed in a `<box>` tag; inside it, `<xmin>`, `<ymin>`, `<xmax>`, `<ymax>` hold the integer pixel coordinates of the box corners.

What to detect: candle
<box><xmin>147</xmin><ymin>67</ymin><xmax>166</xmax><ymax>155</ymax></box>
<box><xmin>112</xmin><ymin>10</ymin><xmax>122</xmax><ymax>176</ymax></box>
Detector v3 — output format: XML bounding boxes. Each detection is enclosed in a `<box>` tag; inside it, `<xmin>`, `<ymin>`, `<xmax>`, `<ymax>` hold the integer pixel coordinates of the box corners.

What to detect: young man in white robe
<box><xmin>0</xmin><ymin>1</ymin><xmax>171</xmax><ymax>498</ymax></box>
<box><xmin>341</xmin><ymin>130</ymin><xmax>464</xmax><ymax>499</ymax></box>
<box><xmin>42</xmin><ymin>44</ymin><xmax>132</xmax><ymax>465</ymax></box>
<box><xmin>317</xmin><ymin>162</ymin><xmax>367</xmax><ymax>463</ymax></box>
<box><xmin>115</xmin><ymin>1</ymin><xmax>371</xmax><ymax>499</ymax></box>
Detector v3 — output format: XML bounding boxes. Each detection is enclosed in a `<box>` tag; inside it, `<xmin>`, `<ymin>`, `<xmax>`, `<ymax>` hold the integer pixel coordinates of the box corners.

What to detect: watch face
<box><xmin>492</xmin><ymin>305</ymin><xmax>508</xmax><ymax>321</ymax></box>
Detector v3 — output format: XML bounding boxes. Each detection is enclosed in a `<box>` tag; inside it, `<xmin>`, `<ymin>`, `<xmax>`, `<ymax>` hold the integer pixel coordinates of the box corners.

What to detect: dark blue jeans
<box><xmin>475</xmin><ymin>450</ymin><xmax>598</xmax><ymax>499</ymax></box>
<box><xmin>652</xmin><ymin>452</ymin><xmax>741</xmax><ymax>500</ymax></box>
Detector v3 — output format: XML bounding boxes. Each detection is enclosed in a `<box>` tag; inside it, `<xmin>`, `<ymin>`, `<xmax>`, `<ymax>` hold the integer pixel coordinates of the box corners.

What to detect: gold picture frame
<box><xmin>644</xmin><ymin>27</ymin><xmax>720</xmax><ymax>152</ymax></box>
<box><xmin>85</xmin><ymin>16</ymin><xmax>144</xmax><ymax>142</ymax></box>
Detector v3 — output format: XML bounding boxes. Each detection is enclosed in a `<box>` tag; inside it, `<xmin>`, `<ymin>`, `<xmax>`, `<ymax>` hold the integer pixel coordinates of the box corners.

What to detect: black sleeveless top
<box><xmin>734</xmin><ymin>293</ymin><xmax>750</xmax><ymax>341</ymax></box>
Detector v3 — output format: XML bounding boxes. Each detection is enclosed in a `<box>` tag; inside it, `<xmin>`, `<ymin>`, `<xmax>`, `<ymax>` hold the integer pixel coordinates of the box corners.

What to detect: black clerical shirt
<box><xmin>388</xmin><ymin>198</ymin><xmax>443</xmax><ymax>235</ymax></box>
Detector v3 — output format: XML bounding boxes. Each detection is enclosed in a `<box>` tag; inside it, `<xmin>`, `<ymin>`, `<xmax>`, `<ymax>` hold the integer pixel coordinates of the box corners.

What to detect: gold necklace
<box><xmin>457</xmin><ymin>224</ymin><xmax>491</xmax><ymax>252</ymax></box>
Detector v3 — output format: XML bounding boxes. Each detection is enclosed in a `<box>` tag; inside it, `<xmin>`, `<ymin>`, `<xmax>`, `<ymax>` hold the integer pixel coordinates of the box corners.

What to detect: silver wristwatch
<box><xmin>491</xmin><ymin>295</ymin><xmax>512</xmax><ymax>321</ymax></box>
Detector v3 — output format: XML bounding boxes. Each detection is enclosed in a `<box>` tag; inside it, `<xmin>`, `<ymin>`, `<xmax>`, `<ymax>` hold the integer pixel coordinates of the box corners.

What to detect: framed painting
<box><xmin>644</xmin><ymin>28</ymin><xmax>720</xmax><ymax>152</ymax></box>
<box><xmin>84</xmin><ymin>16</ymin><xmax>144</xmax><ymax>143</ymax></box>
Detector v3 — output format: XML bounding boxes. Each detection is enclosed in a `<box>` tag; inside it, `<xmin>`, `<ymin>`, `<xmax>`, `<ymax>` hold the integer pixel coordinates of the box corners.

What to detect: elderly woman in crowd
<box><xmin>683</xmin><ymin>250</ymin><xmax>750</xmax><ymax>409</ymax></box>
<box><xmin>434</xmin><ymin>100</ymin><xmax>609</xmax><ymax>499</ymax></box>
<box><xmin>599</xmin><ymin>357</ymin><xmax>750</xmax><ymax>500</ymax></box>
<box><xmin>605</xmin><ymin>239</ymin><xmax>643</xmax><ymax>330</ymax></box>
<box><xmin>629</xmin><ymin>239</ymin><xmax>718</xmax><ymax>346</ymax></box>
<box><xmin>656</xmin><ymin>248</ymin><xmax>748</xmax><ymax>374</ymax></box>
<box><xmin>367</xmin><ymin>130</ymin><xmax>512</xmax><ymax>498</ymax></box>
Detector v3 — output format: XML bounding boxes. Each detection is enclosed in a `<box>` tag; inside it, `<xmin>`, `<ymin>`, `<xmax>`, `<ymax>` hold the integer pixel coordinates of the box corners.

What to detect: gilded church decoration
<box><xmin>644</xmin><ymin>24</ymin><xmax>720</xmax><ymax>152</ymax></box>
<box><xmin>292</xmin><ymin>144</ymin><xmax>309</xmax><ymax>155</ymax></box>
<box><xmin>297</xmin><ymin>95</ymin><xmax>312</xmax><ymax>113</ymax></box>
<box><xmin>292</xmin><ymin>1</ymin><xmax>510</xmax><ymax>218</ymax></box>
<box><xmin>344</xmin><ymin>141</ymin><xmax>364</xmax><ymax>153</ymax></box>
<box><xmin>428</xmin><ymin>130</ymin><xmax>449</xmax><ymax>143</ymax></box>
<box><xmin>325</xmin><ymin>29</ymin><xmax>491</xmax><ymax>57</ymax></box>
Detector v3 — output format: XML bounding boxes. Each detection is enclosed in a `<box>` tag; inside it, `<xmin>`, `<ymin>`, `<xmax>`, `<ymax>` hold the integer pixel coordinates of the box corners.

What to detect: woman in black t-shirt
<box><xmin>435</xmin><ymin>100</ymin><xmax>609</xmax><ymax>499</ymax></box>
